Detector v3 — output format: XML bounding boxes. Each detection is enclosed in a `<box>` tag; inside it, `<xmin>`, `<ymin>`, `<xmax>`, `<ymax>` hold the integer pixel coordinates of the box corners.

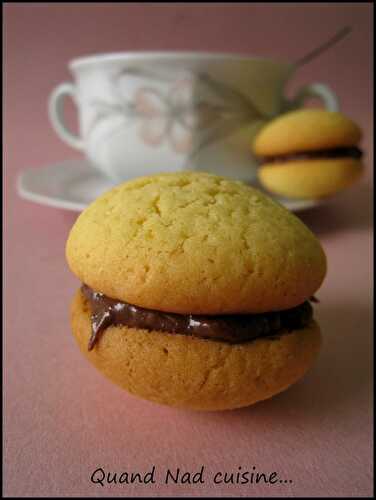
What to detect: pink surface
<box><xmin>4</xmin><ymin>3</ymin><xmax>373</xmax><ymax>497</ymax></box>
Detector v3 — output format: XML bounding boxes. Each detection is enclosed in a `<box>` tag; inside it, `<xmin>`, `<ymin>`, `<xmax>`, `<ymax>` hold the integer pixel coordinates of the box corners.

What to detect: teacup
<box><xmin>49</xmin><ymin>51</ymin><xmax>339</xmax><ymax>182</ymax></box>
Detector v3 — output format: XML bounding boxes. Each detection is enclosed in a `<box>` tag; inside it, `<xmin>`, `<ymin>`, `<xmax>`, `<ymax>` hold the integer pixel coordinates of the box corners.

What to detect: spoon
<box><xmin>295</xmin><ymin>26</ymin><xmax>352</xmax><ymax>68</ymax></box>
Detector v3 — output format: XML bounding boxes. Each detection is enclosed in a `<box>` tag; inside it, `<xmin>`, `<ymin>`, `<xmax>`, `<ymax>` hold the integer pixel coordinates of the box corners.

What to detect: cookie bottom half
<box><xmin>258</xmin><ymin>158</ymin><xmax>363</xmax><ymax>199</ymax></box>
<box><xmin>71</xmin><ymin>289</ymin><xmax>321</xmax><ymax>411</ymax></box>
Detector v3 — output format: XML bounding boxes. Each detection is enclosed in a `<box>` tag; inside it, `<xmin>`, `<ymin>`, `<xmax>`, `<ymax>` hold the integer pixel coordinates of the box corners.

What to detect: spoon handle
<box><xmin>295</xmin><ymin>26</ymin><xmax>352</xmax><ymax>68</ymax></box>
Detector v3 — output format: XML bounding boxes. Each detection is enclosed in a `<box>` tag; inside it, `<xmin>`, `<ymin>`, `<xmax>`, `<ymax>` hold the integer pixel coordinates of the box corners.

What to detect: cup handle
<box><xmin>288</xmin><ymin>82</ymin><xmax>340</xmax><ymax>112</ymax></box>
<box><xmin>48</xmin><ymin>83</ymin><xmax>84</xmax><ymax>150</ymax></box>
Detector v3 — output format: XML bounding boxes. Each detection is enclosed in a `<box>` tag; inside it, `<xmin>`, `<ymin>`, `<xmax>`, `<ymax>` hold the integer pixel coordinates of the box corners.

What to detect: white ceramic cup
<box><xmin>49</xmin><ymin>52</ymin><xmax>339</xmax><ymax>182</ymax></box>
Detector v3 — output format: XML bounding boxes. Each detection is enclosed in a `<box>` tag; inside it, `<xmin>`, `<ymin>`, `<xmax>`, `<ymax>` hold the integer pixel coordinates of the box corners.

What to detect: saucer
<box><xmin>17</xmin><ymin>159</ymin><xmax>321</xmax><ymax>213</ymax></box>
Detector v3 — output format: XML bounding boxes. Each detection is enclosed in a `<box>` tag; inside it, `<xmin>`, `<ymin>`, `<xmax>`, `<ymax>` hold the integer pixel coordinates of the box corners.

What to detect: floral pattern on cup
<box><xmin>133</xmin><ymin>79</ymin><xmax>196</xmax><ymax>153</ymax></box>
<box><xmin>88</xmin><ymin>68</ymin><xmax>267</xmax><ymax>158</ymax></box>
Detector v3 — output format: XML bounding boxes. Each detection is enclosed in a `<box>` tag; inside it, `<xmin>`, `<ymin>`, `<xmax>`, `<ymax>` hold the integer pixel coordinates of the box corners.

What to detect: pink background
<box><xmin>4</xmin><ymin>3</ymin><xmax>373</xmax><ymax>497</ymax></box>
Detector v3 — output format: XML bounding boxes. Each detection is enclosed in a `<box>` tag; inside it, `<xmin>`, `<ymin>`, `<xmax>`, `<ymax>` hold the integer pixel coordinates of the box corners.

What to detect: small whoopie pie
<box><xmin>253</xmin><ymin>109</ymin><xmax>363</xmax><ymax>199</ymax></box>
<box><xmin>66</xmin><ymin>172</ymin><xmax>326</xmax><ymax>411</ymax></box>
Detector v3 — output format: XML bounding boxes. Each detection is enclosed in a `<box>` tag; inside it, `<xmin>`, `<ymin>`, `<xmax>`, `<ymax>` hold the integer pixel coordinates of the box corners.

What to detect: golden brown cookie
<box><xmin>259</xmin><ymin>158</ymin><xmax>363</xmax><ymax>199</ymax></box>
<box><xmin>253</xmin><ymin>109</ymin><xmax>363</xmax><ymax>199</ymax></box>
<box><xmin>67</xmin><ymin>171</ymin><xmax>326</xmax><ymax>410</ymax></box>
<box><xmin>253</xmin><ymin>109</ymin><xmax>362</xmax><ymax>156</ymax></box>
<box><xmin>66</xmin><ymin>172</ymin><xmax>326</xmax><ymax>314</ymax></box>
<box><xmin>71</xmin><ymin>289</ymin><xmax>322</xmax><ymax>411</ymax></box>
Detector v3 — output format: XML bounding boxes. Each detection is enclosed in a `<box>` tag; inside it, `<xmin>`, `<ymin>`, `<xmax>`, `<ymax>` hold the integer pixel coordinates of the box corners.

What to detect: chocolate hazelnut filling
<box><xmin>259</xmin><ymin>146</ymin><xmax>363</xmax><ymax>165</ymax></box>
<box><xmin>81</xmin><ymin>285</ymin><xmax>314</xmax><ymax>351</ymax></box>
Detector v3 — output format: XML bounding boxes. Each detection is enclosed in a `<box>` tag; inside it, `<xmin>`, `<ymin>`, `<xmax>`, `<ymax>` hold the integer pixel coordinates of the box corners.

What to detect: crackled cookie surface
<box><xmin>66</xmin><ymin>172</ymin><xmax>326</xmax><ymax>314</ymax></box>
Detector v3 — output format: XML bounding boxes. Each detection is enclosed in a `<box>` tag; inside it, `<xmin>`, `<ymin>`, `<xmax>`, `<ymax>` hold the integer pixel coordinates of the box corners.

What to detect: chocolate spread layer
<box><xmin>260</xmin><ymin>146</ymin><xmax>363</xmax><ymax>165</ymax></box>
<box><xmin>81</xmin><ymin>285</ymin><xmax>313</xmax><ymax>351</ymax></box>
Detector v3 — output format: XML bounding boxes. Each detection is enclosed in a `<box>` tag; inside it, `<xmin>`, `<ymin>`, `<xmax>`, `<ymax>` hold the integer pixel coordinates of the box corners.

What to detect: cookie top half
<box><xmin>66</xmin><ymin>172</ymin><xmax>326</xmax><ymax>314</ymax></box>
<box><xmin>253</xmin><ymin>109</ymin><xmax>362</xmax><ymax>156</ymax></box>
